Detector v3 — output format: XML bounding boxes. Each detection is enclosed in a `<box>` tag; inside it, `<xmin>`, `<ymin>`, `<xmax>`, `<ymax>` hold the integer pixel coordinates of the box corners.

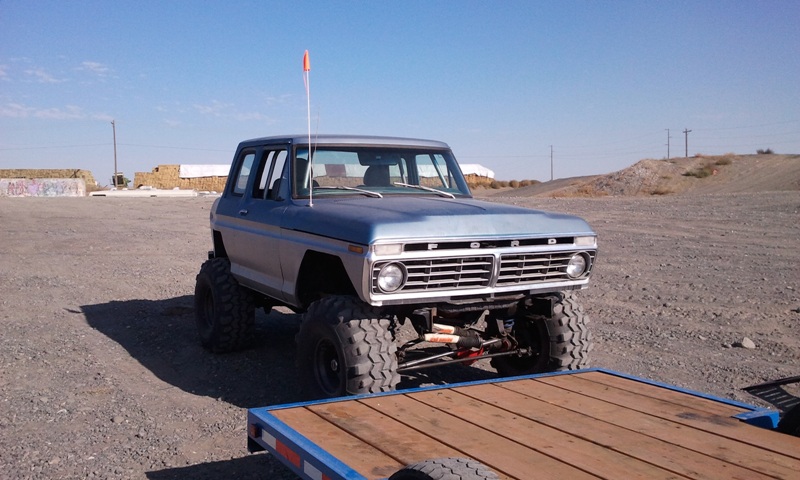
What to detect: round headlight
<box><xmin>377</xmin><ymin>263</ymin><xmax>406</xmax><ymax>292</ymax></box>
<box><xmin>566</xmin><ymin>254</ymin><xmax>587</xmax><ymax>278</ymax></box>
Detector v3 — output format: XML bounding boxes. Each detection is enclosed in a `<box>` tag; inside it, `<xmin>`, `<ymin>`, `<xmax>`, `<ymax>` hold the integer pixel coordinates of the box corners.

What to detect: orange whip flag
<box><xmin>303</xmin><ymin>50</ymin><xmax>313</xmax><ymax>206</ymax></box>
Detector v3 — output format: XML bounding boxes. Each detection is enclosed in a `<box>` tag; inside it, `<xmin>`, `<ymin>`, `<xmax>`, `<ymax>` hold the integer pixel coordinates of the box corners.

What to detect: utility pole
<box><xmin>683</xmin><ymin>128</ymin><xmax>692</xmax><ymax>157</ymax></box>
<box><xmin>111</xmin><ymin>120</ymin><xmax>118</xmax><ymax>187</ymax></box>
<box><xmin>665</xmin><ymin>129</ymin><xmax>671</xmax><ymax>160</ymax></box>
<box><xmin>550</xmin><ymin>145</ymin><xmax>553</xmax><ymax>181</ymax></box>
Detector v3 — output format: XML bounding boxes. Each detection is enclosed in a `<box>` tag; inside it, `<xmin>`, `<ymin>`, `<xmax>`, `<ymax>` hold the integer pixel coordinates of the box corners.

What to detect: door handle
<box><xmin>239</xmin><ymin>209</ymin><xmax>248</xmax><ymax>216</ymax></box>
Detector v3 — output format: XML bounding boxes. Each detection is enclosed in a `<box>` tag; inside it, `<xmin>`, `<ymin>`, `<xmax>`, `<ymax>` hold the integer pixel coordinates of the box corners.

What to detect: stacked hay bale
<box><xmin>0</xmin><ymin>168</ymin><xmax>97</xmax><ymax>187</ymax></box>
<box><xmin>464</xmin><ymin>174</ymin><xmax>495</xmax><ymax>189</ymax></box>
<box><xmin>133</xmin><ymin>165</ymin><xmax>227</xmax><ymax>192</ymax></box>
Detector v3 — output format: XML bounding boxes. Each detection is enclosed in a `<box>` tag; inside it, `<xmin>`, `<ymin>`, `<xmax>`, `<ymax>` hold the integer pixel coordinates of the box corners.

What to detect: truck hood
<box><xmin>282</xmin><ymin>196</ymin><xmax>594</xmax><ymax>244</ymax></box>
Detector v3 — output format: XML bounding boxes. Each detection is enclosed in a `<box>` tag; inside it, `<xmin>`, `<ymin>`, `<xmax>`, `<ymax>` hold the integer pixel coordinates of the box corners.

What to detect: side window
<box><xmin>252</xmin><ymin>149</ymin><xmax>288</xmax><ymax>200</ymax></box>
<box><xmin>269</xmin><ymin>151</ymin><xmax>287</xmax><ymax>196</ymax></box>
<box><xmin>232</xmin><ymin>151</ymin><xmax>256</xmax><ymax>196</ymax></box>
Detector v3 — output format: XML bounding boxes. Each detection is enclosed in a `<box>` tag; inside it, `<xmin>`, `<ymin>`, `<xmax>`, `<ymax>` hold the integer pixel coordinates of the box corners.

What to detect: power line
<box><xmin>118</xmin><ymin>143</ymin><xmax>229</xmax><ymax>152</ymax></box>
<box><xmin>0</xmin><ymin>143</ymin><xmax>108</xmax><ymax>151</ymax></box>
<box><xmin>0</xmin><ymin>143</ymin><xmax>229</xmax><ymax>152</ymax></box>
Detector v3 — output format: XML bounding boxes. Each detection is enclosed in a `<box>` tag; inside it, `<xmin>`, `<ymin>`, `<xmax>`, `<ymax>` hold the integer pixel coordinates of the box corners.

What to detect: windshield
<box><xmin>292</xmin><ymin>146</ymin><xmax>472</xmax><ymax>198</ymax></box>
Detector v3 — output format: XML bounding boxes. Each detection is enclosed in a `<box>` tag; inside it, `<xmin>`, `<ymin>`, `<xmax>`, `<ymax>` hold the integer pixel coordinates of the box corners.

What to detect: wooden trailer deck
<box><xmin>247</xmin><ymin>369</ymin><xmax>800</xmax><ymax>479</ymax></box>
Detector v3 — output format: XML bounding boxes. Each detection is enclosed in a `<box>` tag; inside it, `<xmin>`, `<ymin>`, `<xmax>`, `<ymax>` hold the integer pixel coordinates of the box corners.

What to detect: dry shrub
<box><xmin>651</xmin><ymin>186</ymin><xmax>674</xmax><ymax>195</ymax></box>
<box><xmin>683</xmin><ymin>163</ymin><xmax>716</xmax><ymax>178</ymax></box>
<box><xmin>519</xmin><ymin>179</ymin><xmax>539</xmax><ymax>187</ymax></box>
<box><xmin>576</xmin><ymin>184</ymin><xmax>605</xmax><ymax>196</ymax></box>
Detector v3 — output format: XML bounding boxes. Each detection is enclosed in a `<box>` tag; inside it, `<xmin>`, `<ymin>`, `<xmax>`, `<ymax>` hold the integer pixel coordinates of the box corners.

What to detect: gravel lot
<box><xmin>1</xmin><ymin>191</ymin><xmax>798</xmax><ymax>479</ymax></box>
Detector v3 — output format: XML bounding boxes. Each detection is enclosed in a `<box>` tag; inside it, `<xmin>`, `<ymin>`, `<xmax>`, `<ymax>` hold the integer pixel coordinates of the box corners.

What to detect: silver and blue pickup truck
<box><xmin>194</xmin><ymin>134</ymin><xmax>598</xmax><ymax>398</ymax></box>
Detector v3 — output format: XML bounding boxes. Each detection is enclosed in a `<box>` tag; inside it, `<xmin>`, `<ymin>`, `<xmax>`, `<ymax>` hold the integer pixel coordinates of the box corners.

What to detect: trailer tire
<box><xmin>389</xmin><ymin>457</ymin><xmax>499</xmax><ymax>480</ymax></box>
<box><xmin>777</xmin><ymin>403</ymin><xmax>800</xmax><ymax>437</ymax></box>
<box><xmin>491</xmin><ymin>293</ymin><xmax>592</xmax><ymax>376</ymax></box>
<box><xmin>296</xmin><ymin>296</ymin><xmax>399</xmax><ymax>399</ymax></box>
<box><xmin>194</xmin><ymin>258</ymin><xmax>255</xmax><ymax>353</ymax></box>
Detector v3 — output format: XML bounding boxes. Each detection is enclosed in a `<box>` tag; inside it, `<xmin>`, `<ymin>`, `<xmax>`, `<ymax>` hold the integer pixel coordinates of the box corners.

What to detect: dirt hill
<box><xmin>482</xmin><ymin>154</ymin><xmax>800</xmax><ymax>198</ymax></box>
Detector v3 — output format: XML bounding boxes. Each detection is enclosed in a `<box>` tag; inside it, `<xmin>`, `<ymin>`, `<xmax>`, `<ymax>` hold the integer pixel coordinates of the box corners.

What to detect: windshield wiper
<box><xmin>393</xmin><ymin>182</ymin><xmax>456</xmax><ymax>199</ymax></box>
<box><xmin>314</xmin><ymin>186</ymin><xmax>383</xmax><ymax>198</ymax></box>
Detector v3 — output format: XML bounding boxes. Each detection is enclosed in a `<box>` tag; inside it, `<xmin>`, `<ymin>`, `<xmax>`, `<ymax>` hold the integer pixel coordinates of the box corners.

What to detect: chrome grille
<box><xmin>373</xmin><ymin>256</ymin><xmax>493</xmax><ymax>292</ymax></box>
<box><xmin>371</xmin><ymin>250</ymin><xmax>595</xmax><ymax>294</ymax></box>
<box><xmin>497</xmin><ymin>251</ymin><xmax>595</xmax><ymax>286</ymax></box>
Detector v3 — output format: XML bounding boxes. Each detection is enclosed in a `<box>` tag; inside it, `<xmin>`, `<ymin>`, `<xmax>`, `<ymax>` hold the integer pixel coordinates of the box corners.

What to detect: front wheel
<box><xmin>491</xmin><ymin>293</ymin><xmax>592</xmax><ymax>376</ymax></box>
<box><xmin>296</xmin><ymin>296</ymin><xmax>399</xmax><ymax>399</ymax></box>
<box><xmin>389</xmin><ymin>457</ymin><xmax>499</xmax><ymax>480</ymax></box>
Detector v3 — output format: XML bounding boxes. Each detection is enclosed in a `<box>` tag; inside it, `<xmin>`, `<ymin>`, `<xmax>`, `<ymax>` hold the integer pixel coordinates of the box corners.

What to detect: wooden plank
<box><xmin>540</xmin><ymin>373</ymin><xmax>800</xmax><ymax>461</ymax></box>
<box><xmin>459</xmin><ymin>382</ymin><xmax>777</xmax><ymax>480</ymax></box>
<box><xmin>501</xmin><ymin>378</ymin><xmax>800</xmax><ymax>478</ymax></box>
<box><xmin>272</xmin><ymin>407</ymin><xmax>403</xmax><ymax>480</ymax></box>
<box><xmin>306</xmin><ymin>400</ymin><xmax>467</xmax><ymax>467</ymax></box>
<box><xmin>577</xmin><ymin>371</ymin><xmax>747</xmax><ymax>416</ymax></box>
<box><xmin>359</xmin><ymin>393</ymin><xmax>599</xmax><ymax>480</ymax></box>
<box><xmin>411</xmin><ymin>387</ymin><xmax>693</xmax><ymax>480</ymax></box>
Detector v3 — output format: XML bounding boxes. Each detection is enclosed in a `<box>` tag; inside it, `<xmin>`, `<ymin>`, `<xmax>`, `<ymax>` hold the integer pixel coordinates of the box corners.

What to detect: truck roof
<box><xmin>238</xmin><ymin>134</ymin><xmax>450</xmax><ymax>149</ymax></box>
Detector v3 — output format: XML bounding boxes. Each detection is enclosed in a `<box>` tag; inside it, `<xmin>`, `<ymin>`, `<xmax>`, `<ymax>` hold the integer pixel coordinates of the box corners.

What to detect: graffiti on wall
<box><xmin>0</xmin><ymin>178</ymin><xmax>86</xmax><ymax>197</ymax></box>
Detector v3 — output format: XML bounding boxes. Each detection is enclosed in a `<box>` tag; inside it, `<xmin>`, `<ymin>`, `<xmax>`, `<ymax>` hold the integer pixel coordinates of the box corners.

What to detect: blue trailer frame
<box><xmin>246</xmin><ymin>368</ymin><xmax>795</xmax><ymax>480</ymax></box>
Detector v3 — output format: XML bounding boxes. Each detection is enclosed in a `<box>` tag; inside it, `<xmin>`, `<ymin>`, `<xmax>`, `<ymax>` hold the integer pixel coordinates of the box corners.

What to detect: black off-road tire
<box><xmin>194</xmin><ymin>257</ymin><xmax>255</xmax><ymax>353</ymax></box>
<box><xmin>296</xmin><ymin>296</ymin><xmax>399</xmax><ymax>399</ymax></box>
<box><xmin>389</xmin><ymin>457</ymin><xmax>499</xmax><ymax>480</ymax></box>
<box><xmin>491</xmin><ymin>293</ymin><xmax>592</xmax><ymax>376</ymax></box>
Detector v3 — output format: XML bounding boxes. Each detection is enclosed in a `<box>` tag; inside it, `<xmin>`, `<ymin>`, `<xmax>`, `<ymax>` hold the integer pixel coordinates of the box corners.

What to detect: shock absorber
<box><xmin>424</xmin><ymin>323</ymin><xmax>482</xmax><ymax>348</ymax></box>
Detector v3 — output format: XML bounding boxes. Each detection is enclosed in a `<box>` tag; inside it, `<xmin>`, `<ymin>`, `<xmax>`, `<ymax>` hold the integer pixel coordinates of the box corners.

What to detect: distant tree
<box><xmin>756</xmin><ymin>148</ymin><xmax>774</xmax><ymax>154</ymax></box>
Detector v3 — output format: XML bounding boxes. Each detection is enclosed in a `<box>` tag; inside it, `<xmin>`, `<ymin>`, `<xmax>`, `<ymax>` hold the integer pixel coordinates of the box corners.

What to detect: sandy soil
<box><xmin>1</xmin><ymin>191</ymin><xmax>799</xmax><ymax>479</ymax></box>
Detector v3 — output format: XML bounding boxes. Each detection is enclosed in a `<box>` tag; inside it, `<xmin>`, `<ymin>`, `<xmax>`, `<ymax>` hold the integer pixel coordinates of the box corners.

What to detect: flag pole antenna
<box><xmin>303</xmin><ymin>50</ymin><xmax>313</xmax><ymax>207</ymax></box>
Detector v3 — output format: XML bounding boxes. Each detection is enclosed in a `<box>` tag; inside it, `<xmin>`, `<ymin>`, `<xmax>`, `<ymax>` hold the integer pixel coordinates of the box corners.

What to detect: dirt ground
<box><xmin>1</xmin><ymin>190</ymin><xmax>799</xmax><ymax>479</ymax></box>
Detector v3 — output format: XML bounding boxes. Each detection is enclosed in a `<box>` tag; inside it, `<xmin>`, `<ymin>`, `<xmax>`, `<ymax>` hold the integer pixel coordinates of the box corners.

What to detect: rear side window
<box><xmin>232</xmin><ymin>151</ymin><xmax>256</xmax><ymax>196</ymax></box>
<box><xmin>253</xmin><ymin>149</ymin><xmax>288</xmax><ymax>199</ymax></box>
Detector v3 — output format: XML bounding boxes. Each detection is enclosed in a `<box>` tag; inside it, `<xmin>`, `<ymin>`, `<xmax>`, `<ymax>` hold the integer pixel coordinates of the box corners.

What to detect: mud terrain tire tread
<box><xmin>388</xmin><ymin>457</ymin><xmax>500</xmax><ymax>480</ymax></box>
<box><xmin>491</xmin><ymin>293</ymin><xmax>592</xmax><ymax>376</ymax></box>
<box><xmin>194</xmin><ymin>257</ymin><xmax>255</xmax><ymax>353</ymax></box>
<box><xmin>549</xmin><ymin>295</ymin><xmax>593</xmax><ymax>369</ymax></box>
<box><xmin>296</xmin><ymin>296</ymin><xmax>399</xmax><ymax>398</ymax></box>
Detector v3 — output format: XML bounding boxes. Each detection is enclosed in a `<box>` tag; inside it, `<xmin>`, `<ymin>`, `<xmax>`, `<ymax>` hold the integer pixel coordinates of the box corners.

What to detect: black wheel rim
<box><xmin>314</xmin><ymin>338</ymin><xmax>343</xmax><ymax>396</ymax></box>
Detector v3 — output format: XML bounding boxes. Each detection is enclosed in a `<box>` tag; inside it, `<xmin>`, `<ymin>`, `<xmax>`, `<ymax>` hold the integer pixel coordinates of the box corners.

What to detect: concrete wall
<box><xmin>0</xmin><ymin>178</ymin><xmax>86</xmax><ymax>197</ymax></box>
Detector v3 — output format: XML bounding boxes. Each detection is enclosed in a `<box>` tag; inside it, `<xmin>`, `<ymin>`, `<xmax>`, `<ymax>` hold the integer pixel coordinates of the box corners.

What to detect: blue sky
<box><xmin>1</xmin><ymin>1</ymin><xmax>798</xmax><ymax>184</ymax></box>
